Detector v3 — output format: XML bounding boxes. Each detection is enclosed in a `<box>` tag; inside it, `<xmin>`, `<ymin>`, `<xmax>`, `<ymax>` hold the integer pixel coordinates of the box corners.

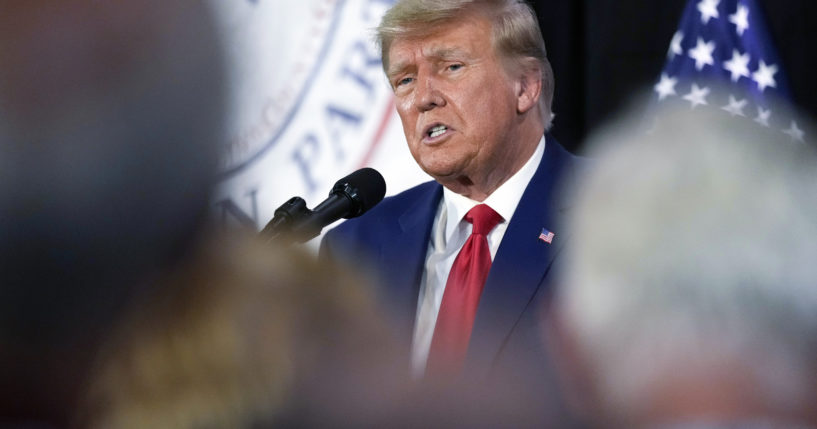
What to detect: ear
<box><xmin>515</xmin><ymin>65</ymin><xmax>542</xmax><ymax>114</ymax></box>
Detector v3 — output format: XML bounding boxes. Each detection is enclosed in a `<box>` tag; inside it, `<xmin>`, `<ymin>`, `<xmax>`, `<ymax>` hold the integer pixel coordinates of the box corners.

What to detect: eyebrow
<box><xmin>427</xmin><ymin>46</ymin><xmax>469</xmax><ymax>61</ymax></box>
<box><xmin>386</xmin><ymin>61</ymin><xmax>410</xmax><ymax>80</ymax></box>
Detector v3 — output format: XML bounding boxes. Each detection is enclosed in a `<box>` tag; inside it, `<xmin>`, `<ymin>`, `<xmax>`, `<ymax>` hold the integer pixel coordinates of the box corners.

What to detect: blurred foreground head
<box><xmin>555</xmin><ymin>100</ymin><xmax>817</xmax><ymax>428</ymax></box>
<box><xmin>82</xmin><ymin>235</ymin><xmax>402</xmax><ymax>429</ymax></box>
<box><xmin>0</xmin><ymin>0</ymin><xmax>225</xmax><ymax>424</ymax></box>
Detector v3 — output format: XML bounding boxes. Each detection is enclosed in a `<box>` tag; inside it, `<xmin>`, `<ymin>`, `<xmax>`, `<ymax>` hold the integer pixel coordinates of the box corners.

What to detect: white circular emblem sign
<box><xmin>209</xmin><ymin>0</ymin><xmax>427</xmax><ymax>236</ymax></box>
<box><xmin>212</xmin><ymin>0</ymin><xmax>342</xmax><ymax>174</ymax></box>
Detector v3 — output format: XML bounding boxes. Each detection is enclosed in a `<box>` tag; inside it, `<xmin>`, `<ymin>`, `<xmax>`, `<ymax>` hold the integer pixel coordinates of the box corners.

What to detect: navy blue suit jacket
<box><xmin>321</xmin><ymin>137</ymin><xmax>584</xmax><ymax>422</ymax></box>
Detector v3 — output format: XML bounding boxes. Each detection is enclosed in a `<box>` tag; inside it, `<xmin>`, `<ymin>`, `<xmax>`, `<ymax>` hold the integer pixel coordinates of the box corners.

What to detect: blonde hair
<box><xmin>81</xmin><ymin>234</ymin><xmax>395</xmax><ymax>428</ymax></box>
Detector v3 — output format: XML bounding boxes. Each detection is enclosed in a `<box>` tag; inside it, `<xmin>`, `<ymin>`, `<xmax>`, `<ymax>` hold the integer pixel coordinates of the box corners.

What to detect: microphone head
<box><xmin>331</xmin><ymin>167</ymin><xmax>386</xmax><ymax>218</ymax></box>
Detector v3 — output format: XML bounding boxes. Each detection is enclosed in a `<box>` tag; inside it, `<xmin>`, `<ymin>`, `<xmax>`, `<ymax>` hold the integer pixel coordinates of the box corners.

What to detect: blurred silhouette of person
<box><xmin>0</xmin><ymin>0</ymin><xmax>226</xmax><ymax>426</ymax></box>
<box><xmin>80</xmin><ymin>233</ymin><xmax>404</xmax><ymax>429</ymax></box>
<box><xmin>550</xmin><ymin>101</ymin><xmax>817</xmax><ymax>429</ymax></box>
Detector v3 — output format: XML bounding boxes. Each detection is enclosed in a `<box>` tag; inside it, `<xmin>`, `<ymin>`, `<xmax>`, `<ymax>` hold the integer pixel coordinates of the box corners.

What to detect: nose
<box><xmin>414</xmin><ymin>75</ymin><xmax>445</xmax><ymax>112</ymax></box>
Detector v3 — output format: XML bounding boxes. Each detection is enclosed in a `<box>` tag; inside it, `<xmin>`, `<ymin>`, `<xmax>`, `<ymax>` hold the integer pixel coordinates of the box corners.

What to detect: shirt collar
<box><xmin>441</xmin><ymin>135</ymin><xmax>546</xmax><ymax>241</ymax></box>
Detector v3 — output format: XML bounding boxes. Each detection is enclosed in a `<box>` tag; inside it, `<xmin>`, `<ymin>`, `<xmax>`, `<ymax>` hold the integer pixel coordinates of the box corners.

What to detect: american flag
<box><xmin>654</xmin><ymin>0</ymin><xmax>806</xmax><ymax>143</ymax></box>
<box><xmin>539</xmin><ymin>227</ymin><xmax>555</xmax><ymax>244</ymax></box>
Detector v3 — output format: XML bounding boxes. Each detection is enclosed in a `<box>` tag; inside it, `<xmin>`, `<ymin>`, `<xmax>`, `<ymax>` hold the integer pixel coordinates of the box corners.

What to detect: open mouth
<box><xmin>423</xmin><ymin>122</ymin><xmax>453</xmax><ymax>142</ymax></box>
<box><xmin>428</xmin><ymin>124</ymin><xmax>447</xmax><ymax>138</ymax></box>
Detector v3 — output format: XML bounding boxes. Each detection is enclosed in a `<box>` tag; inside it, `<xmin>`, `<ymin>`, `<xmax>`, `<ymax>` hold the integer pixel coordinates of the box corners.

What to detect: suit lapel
<box><xmin>466</xmin><ymin>138</ymin><xmax>574</xmax><ymax>373</ymax></box>
<box><xmin>376</xmin><ymin>184</ymin><xmax>443</xmax><ymax>347</ymax></box>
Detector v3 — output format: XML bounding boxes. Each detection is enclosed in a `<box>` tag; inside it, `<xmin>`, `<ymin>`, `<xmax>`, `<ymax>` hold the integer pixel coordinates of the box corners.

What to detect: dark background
<box><xmin>530</xmin><ymin>0</ymin><xmax>817</xmax><ymax>152</ymax></box>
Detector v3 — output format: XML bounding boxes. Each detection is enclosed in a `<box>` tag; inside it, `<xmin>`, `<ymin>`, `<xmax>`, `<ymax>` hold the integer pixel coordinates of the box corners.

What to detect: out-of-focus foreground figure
<box><xmin>552</xmin><ymin>102</ymin><xmax>817</xmax><ymax>428</ymax></box>
<box><xmin>0</xmin><ymin>0</ymin><xmax>225</xmax><ymax>426</ymax></box>
<box><xmin>80</xmin><ymin>234</ymin><xmax>400</xmax><ymax>429</ymax></box>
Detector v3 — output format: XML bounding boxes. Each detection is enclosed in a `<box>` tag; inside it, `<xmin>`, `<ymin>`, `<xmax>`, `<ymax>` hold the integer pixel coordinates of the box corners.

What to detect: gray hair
<box><xmin>376</xmin><ymin>0</ymin><xmax>554</xmax><ymax>128</ymax></box>
<box><xmin>558</xmin><ymin>101</ymin><xmax>817</xmax><ymax>421</ymax></box>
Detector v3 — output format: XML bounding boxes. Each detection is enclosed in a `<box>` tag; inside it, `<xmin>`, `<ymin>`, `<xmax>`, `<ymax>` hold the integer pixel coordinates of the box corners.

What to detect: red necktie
<box><xmin>426</xmin><ymin>204</ymin><xmax>503</xmax><ymax>375</ymax></box>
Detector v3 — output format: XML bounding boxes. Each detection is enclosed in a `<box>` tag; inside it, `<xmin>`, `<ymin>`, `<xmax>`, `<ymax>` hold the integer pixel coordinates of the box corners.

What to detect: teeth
<box><xmin>429</xmin><ymin>125</ymin><xmax>447</xmax><ymax>138</ymax></box>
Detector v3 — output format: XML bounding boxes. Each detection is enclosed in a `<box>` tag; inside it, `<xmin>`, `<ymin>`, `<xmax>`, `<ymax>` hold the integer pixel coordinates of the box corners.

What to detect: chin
<box><xmin>417</xmin><ymin>154</ymin><xmax>463</xmax><ymax>175</ymax></box>
<box><xmin>419</xmin><ymin>162</ymin><xmax>456</xmax><ymax>179</ymax></box>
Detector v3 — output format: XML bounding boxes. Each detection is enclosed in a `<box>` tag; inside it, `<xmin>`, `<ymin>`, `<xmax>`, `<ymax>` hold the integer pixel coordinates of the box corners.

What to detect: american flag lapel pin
<box><xmin>538</xmin><ymin>227</ymin><xmax>555</xmax><ymax>244</ymax></box>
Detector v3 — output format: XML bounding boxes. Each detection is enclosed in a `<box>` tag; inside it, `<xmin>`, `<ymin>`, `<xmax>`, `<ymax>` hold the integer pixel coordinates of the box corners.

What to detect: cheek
<box><xmin>459</xmin><ymin>84</ymin><xmax>509</xmax><ymax>123</ymax></box>
<box><xmin>474</xmin><ymin>90</ymin><xmax>515</xmax><ymax>133</ymax></box>
<box><xmin>395</xmin><ymin>98</ymin><xmax>416</xmax><ymax>136</ymax></box>
<box><xmin>463</xmin><ymin>102</ymin><xmax>498</xmax><ymax>139</ymax></box>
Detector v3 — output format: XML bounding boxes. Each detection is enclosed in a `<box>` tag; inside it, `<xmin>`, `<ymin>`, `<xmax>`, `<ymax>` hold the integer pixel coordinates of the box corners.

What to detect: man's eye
<box><xmin>447</xmin><ymin>64</ymin><xmax>463</xmax><ymax>71</ymax></box>
<box><xmin>396</xmin><ymin>77</ymin><xmax>413</xmax><ymax>87</ymax></box>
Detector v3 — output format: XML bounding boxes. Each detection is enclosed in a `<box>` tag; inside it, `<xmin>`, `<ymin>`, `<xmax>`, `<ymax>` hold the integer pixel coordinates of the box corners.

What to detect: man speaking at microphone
<box><xmin>321</xmin><ymin>0</ymin><xmax>583</xmax><ymax>422</ymax></box>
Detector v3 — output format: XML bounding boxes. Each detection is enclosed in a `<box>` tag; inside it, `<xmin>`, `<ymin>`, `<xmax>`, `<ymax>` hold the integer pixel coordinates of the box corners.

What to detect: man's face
<box><xmin>387</xmin><ymin>14</ymin><xmax>525</xmax><ymax>194</ymax></box>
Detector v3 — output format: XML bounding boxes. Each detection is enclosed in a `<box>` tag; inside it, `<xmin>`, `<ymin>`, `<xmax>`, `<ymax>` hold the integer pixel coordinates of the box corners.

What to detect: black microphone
<box><xmin>260</xmin><ymin>167</ymin><xmax>386</xmax><ymax>244</ymax></box>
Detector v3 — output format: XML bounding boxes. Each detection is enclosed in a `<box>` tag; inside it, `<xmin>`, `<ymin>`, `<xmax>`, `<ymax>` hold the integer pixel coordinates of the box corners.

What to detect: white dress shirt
<box><xmin>410</xmin><ymin>136</ymin><xmax>546</xmax><ymax>377</ymax></box>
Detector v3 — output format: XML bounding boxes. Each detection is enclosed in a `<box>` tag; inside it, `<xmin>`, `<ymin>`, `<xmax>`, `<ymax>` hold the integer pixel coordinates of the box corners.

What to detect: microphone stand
<box><xmin>259</xmin><ymin>197</ymin><xmax>312</xmax><ymax>245</ymax></box>
<box><xmin>258</xmin><ymin>167</ymin><xmax>386</xmax><ymax>245</ymax></box>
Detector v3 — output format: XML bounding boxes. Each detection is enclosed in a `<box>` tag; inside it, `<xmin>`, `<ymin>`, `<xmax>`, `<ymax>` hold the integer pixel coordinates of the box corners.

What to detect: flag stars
<box><xmin>698</xmin><ymin>0</ymin><xmax>720</xmax><ymax>24</ymax></box>
<box><xmin>668</xmin><ymin>31</ymin><xmax>684</xmax><ymax>59</ymax></box>
<box><xmin>752</xmin><ymin>60</ymin><xmax>778</xmax><ymax>92</ymax></box>
<box><xmin>689</xmin><ymin>37</ymin><xmax>716</xmax><ymax>71</ymax></box>
<box><xmin>683</xmin><ymin>83</ymin><xmax>711</xmax><ymax>109</ymax></box>
<box><xmin>721</xmin><ymin>95</ymin><xmax>748</xmax><ymax>117</ymax></box>
<box><xmin>655</xmin><ymin>73</ymin><xmax>678</xmax><ymax>100</ymax></box>
<box><xmin>783</xmin><ymin>121</ymin><xmax>805</xmax><ymax>143</ymax></box>
<box><xmin>723</xmin><ymin>49</ymin><xmax>751</xmax><ymax>82</ymax></box>
<box><xmin>729</xmin><ymin>4</ymin><xmax>750</xmax><ymax>36</ymax></box>
<box><xmin>659</xmin><ymin>1</ymin><xmax>797</xmax><ymax>140</ymax></box>
<box><xmin>754</xmin><ymin>107</ymin><xmax>772</xmax><ymax>127</ymax></box>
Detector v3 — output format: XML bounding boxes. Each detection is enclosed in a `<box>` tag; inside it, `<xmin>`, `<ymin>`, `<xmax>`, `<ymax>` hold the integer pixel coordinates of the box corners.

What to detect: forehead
<box><xmin>386</xmin><ymin>14</ymin><xmax>496</xmax><ymax>70</ymax></box>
